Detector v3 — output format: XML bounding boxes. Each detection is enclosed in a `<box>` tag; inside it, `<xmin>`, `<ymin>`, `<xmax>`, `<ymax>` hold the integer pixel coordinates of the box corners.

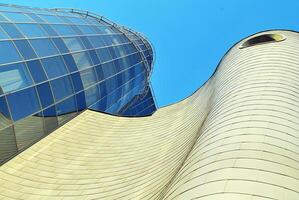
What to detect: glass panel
<box><xmin>42</xmin><ymin>105</ymin><xmax>56</xmax><ymax>117</ymax></box>
<box><xmin>0</xmin><ymin>96</ymin><xmax>11</xmax><ymax>129</ymax></box>
<box><xmin>16</xmin><ymin>23</ymin><xmax>47</xmax><ymax>38</ymax></box>
<box><xmin>52</xmin><ymin>38</ymin><xmax>69</xmax><ymax>53</ymax></box>
<box><xmin>80</xmin><ymin>68</ymin><xmax>97</xmax><ymax>89</ymax></box>
<box><xmin>26</xmin><ymin>13</ymin><xmax>45</xmax><ymax>23</ymax></box>
<box><xmin>66</xmin><ymin>17</ymin><xmax>88</xmax><ymax>25</ymax></box>
<box><xmin>0</xmin><ymin>63</ymin><xmax>33</xmax><ymax>94</ymax></box>
<box><xmin>102</xmin><ymin>61</ymin><xmax>117</xmax><ymax>78</ymax></box>
<box><xmin>80</xmin><ymin>36</ymin><xmax>93</xmax><ymax>49</ymax></box>
<box><xmin>14</xmin><ymin>114</ymin><xmax>44</xmax><ymax>150</ymax></box>
<box><xmin>0</xmin><ymin>41</ymin><xmax>21</xmax><ymax>64</ymax></box>
<box><xmin>88</xmin><ymin>36</ymin><xmax>105</xmax><ymax>48</ymax></box>
<box><xmin>63</xmin><ymin>37</ymin><xmax>85</xmax><ymax>52</ymax></box>
<box><xmin>0</xmin><ymin>14</ymin><xmax>8</xmax><ymax>22</ymax></box>
<box><xmin>0</xmin><ymin>126</ymin><xmax>17</xmax><ymax>163</ymax></box>
<box><xmin>70</xmin><ymin>72</ymin><xmax>83</xmax><ymax>92</ymax></box>
<box><xmin>89</xmin><ymin>50</ymin><xmax>101</xmax><ymax>65</ymax></box>
<box><xmin>43</xmin><ymin>106</ymin><xmax>58</xmax><ymax>134</ymax></box>
<box><xmin>26</xmin><ymin>60</ymin><xmax>47</xmax><ymax>83</ymax></box>
<box><xmin>36</xmin><ymin>82</ymin><xmax>54</xmax><ymax>108</ymax></box>
<box><xmin>69</xmin><ymin>25</ymin><xmax>83</xmax><ymax>35</ymax></box>
<box><xmin>85</xmin><ymin>85</ymin><xmax>100</xmax><ymax>106</ymax></box>
<box><xmin>96</xmin><ymin>48</ymin><xmax>112</xmax><ymax>63</ymax></box>
<box><xmin>0</xmin><ymin>23</ymin><xmax>24</xmax><ymax>38</ymax></box>
<box><xmin>76</xmin><ymin>25</ymin><xmax>96</xmax><ymax>34</ymax></box>
<box><xmin>13</xmin><ymin>39</ymin><xmax>37</xmax><ymax>60</ymax></box>
<box><xmin>56</xmin><ymin>96</ymin><xmax>77</xmax><ymax>125</ymax></box>
<box><xmin>39</xmin><ymin>14</ymin><xmax>64</xmax><ymax>23</ymax></box>
<box><xmin>76</xmin><ymin>91</ymin><xmax>86</xmax><ymax>111</ymax></box>
<box><xmin>41</xmin><ymin>56</ymin><xmax>68</xmax><ymax>79</ymax></box>
<box><xmin>0</xmin><ymin>26</ymin><xmax>9</xmax><ymax>39</ymax></box>
<box><xmin>72</xmin><ymin>51</ymin><xmax>93</xmax><ymax>70</ymax></box>
<box><xmin>62</xmin><ymin>54</ymin><xmax>77</xmax><ymax>72</ymax></box>
<box><xmin>52</xmin><ymin>24</ymin><xmax>76</xmax><ymax>36</ymax></box>
<box><xmin>50</xmin><ymin>76</ymin><xmax>73</xmax><ymax>101</ymax></box>
<box><xmin>30</xmin><ymin>38</ymin><xmax>59</xmax><ymax>57</ymax></box>
<box><xmin>108</xmin><ymin>47</ymin><xmax>117</xmax><ymax>59</ymax></box>
<box><xmin>40</xmin><ymin>24</ymin><xmax>58</xmax><ymax>36</ymax></box>
<box><xmin>7</xmin><ymin>87</ymin><xmax>41</xmax><ymax>121</ymax></box>
<box><xmin>2</xmin><ymin>12</ymin><xmax>33</xmax><ymax>22</ymax></box>
<box><xmin>95</xmin><ymin>64</ymin><xmax>104</xmax><ymax>81</ymax></box>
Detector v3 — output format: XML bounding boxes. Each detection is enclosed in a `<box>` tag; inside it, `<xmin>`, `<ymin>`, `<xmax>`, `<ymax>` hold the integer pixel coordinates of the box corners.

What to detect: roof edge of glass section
<box><xmin>51</xmin><ymin>8</ymin><xmax>155</xmax><ymax>75</ymax></box>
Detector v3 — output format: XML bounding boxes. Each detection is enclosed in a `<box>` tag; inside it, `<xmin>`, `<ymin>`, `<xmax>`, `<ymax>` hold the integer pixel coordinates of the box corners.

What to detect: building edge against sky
<box><xmin>0</xmin><ymin>29</ymin><xmax>298</xmax><ymax>199</ymax></box>
<box><xmin>0</xmin><ymin>4</ymin><xmax>157</xmax><ymax>165</ymax></box>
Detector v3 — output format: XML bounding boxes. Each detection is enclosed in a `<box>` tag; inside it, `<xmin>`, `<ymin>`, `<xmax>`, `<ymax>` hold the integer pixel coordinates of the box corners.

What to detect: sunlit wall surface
<box><xmin>0</xmin><ymin>4</ymin><xmax>156</xmax><ymax>164</ymax></box>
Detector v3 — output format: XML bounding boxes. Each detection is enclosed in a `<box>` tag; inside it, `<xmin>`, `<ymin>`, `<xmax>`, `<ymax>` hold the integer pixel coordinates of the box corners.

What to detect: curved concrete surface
<box><xmin>0</xmin><ymin>30</ymin><xmax>298</xmax><ymax>199</ymax></box>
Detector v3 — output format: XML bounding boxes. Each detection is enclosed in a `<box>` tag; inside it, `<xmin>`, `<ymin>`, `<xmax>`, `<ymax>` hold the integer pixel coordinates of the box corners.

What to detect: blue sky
<box><xmin>4</xmin><ymin>0</ymin><xmax>299</xmax><ymax>107</ymax></box>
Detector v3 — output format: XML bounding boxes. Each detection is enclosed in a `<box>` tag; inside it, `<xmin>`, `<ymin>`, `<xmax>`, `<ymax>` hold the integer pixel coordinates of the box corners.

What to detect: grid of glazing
<box><xmin>120</xmin><ymin>88</ymin><xmax>156</xmax><ymax>116</ymax></box>
<box><xmin>0</xmin><ymin>4</ymin><xmax>156</xmax><ymax>164</ymax></box>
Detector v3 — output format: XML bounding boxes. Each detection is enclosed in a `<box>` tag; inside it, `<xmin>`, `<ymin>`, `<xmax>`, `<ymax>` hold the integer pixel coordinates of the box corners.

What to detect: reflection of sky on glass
<box><xmin>4</xmin><ymin>0</ymin><xmax>299</xmax><ymax>106</ymax></box>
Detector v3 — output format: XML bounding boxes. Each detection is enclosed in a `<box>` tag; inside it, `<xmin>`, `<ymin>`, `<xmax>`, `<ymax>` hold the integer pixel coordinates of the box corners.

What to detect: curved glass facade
<box><xmin>0</xmin><ymin>4</ymin><xmax>156</xmax><ymax>164</ymax></box>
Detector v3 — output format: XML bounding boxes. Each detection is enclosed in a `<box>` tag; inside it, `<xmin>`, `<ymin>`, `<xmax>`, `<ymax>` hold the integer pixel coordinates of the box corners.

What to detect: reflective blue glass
<box><xmin>26</xmin><ymin>60</ymin><xmax>47</xmax><ymax>84</ymax></box>
<box><xmin>13</xmin><ymin>39</ymin><xmax>37</xmax><ymax>60</ymax></box>
<box><xmin>26</xmin><ymin>13</ymin><xmax>45</xmax><ymax>23</ymax></box>
<box><xmin>42</xmin><ymin>106</ymin><xmax>56</xmax><ymax>117</ymax></box>
<box><xmin>80</xmin><ymin>36</ymin><xmax>93</xmax><ymax>49</ymax></box>
<box><xmin>88</xmin><ymin>36</ymin><xmax>105</xmax><ymax>48</ymax></box>
<box><xmin>50</xmin><ymin>76</ymin><xmax>73</xmax><ymax>101</ymax></box>
<box><xmin>66</xmin><ymin>17</ymin><xmax>88</xmax><ymax>25</ymax></box>
<box><xmin>108</xmin><ymin>47</ymin><xmax>117</xmax><ymax>59</ymax></box>
<box><xmin>72</xmin><ymin>51</ymin><xmax>93</xmax><ymax>70</ymax></box>
<box><xmin>95</xmin><ymin>65</ymin><xmax>104</xmax><ymax>81</ymax></box>
<box><xmin>89</xmin><ymin>50</ymin><xmax>100</xmax><ymax>65</ymax></box>
<box><xmin>0</xmin><ymin>23</ymin><xmax>24</xmax><ymax>38</ymax></box>
<box><xmin>0</xmin><ymin>14</ymin><xmax>8</xmax><ymax>22</ymax></box>
<box><xmin>76</xmin><ymin>25</ymin><xmax>96</xmax><ymax>34</ymax></box>
<box><xmin>63</xmin><ymin>37</ymin><xmax>85</xmax><ymax>52</ymax></box>
<box><xmin>0</xmin><ymin>26</ymin><xmax>9</xmax><ymax>39</ymax></box>
<box><xmin>0</xmin><ymin>41</ymin><xmax>21</xmax><ymax>64</ymax></box>
<box><xmin>76</xmin><ymin>92</ymin><xmax>86</xmax><ymax>111</ymax></box>
<box><xmin>52</xmin><ymin>24</ymin><xmax>76</xmax><ymax>36</ymax></box>
<box><xmin>16</xmin><ymin>24</ymin><xmax>47</xmax><ymax>38</ymax></box>
<box><xmin>51</xmin><ymin>38</ymin><xmax>69</xmax><ymax>54</ymax></box>
<box><xmin>96</xmin><ymin>48</ymin><xmax>111</xmax><ymax>63</ymax></box>
<box><xmin>80</xmin><ymin>68</ymin><xmax>97</xmax><ymax>88</ymax></box>
<box><xmin>56</xmin><ymin>95</ymin><xmax>76</xmax><ymax>115</ymax></box>
<box><xmin>62</xmin><ymin>54</ymin><xmax>77</xmax><ymax>72</ymax></box>
<box><xmin>40</xmin><ymin>24</ymin><xmax>59</xmax><ymax>36</ymax></box>
<box><xmin>102</xmin><ymin>61</ymin><xmax>117</xmax><ymax>78</ymax></box>
<box><xmin>30</xmin><ymin>38</ymin><xmax>59</xmax><ymax>57</ymax></box>
<box><xmin>70</xmin><ymin>25</ymin><xmax>83</xmax><ymax>35</ymax></box>
<box><xmin>39</xmin><ymin>14</ymin><xmax>64</xmax><ymax>23</ymax></box>
<box><xmin>85</xmin><ymin>85</ymin><xmax>100</xmax><ymax>106</ymax></box>
<box><xmin>0</xmin><ymin>63</ymin><xmax>33</xmax><ymax>94</ymax></box>
<box><xmin>70</xmin><ymin>72</ymin><xmax>83</xmax><ymax>92</ymax></box>
<box><xmin>2</xmin><ymin>12</ymin><xmax>33</xmax><ymax>22</ymax></box>
<box><xmin>41</xmin><ymin>56</ymin><xmax>68</xmax><ymax>79</ymax></box>
<box><xmin>36</xmin><ymin>82</ymin><xmax>54</xmax><ymax>108</ymax></box>
<box><xmin>0</xmin><ymin>96</ymin><xmax>10</xmax><ymax>119</ymax></box>
<box><xmin>7</xmin><ymin>87</ymin><xmax>40</xmax><ymax>121</ymax></box>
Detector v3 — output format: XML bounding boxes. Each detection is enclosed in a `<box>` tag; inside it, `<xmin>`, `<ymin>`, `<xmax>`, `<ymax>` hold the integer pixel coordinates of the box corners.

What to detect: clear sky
<box><xmin>4</xmin><ymin>0</ymin><xmax>299</xmax><ymax>107</ymax></box>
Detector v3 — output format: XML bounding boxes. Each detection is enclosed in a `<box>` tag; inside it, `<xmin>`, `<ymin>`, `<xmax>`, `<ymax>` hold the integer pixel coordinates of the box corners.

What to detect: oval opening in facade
<box><xmin>240</xmin><ymin>34</ymin><xmax>286</xmax><ymax>49</ymax></box>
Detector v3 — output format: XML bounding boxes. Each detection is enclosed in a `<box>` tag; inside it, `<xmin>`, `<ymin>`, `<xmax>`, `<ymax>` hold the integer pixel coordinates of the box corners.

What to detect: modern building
<box><xmin>0</xmin><ymin>4</ymin><xmax>299</xmax><ymax>200</ymax></box>
<box><xmin>0</xmin><ymin>4</ymin><xmax>157</xmax><ymax>164</ymax></box>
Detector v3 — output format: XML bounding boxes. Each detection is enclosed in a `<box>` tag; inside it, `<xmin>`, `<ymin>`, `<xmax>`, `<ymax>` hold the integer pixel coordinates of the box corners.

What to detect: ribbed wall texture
<box><xmin>0</xmin><ymin>30</ymin><xmax>298</xmax><ymax>199</ymax></box>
